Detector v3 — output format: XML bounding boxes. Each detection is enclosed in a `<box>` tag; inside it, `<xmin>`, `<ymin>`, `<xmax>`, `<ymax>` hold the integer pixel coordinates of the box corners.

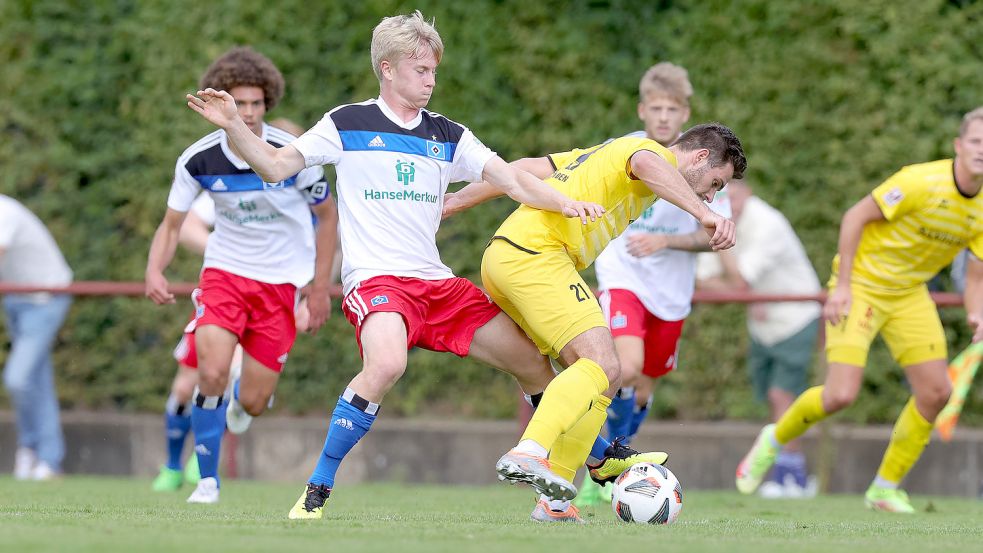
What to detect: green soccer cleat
<box><xmin>151</xmin><ymin>466</ymin><xmax>184</xmax><ymax>492</ymax></box>
<box><xmin>573</xmin><ymin>476</ymin><xmax>609</xmax><ymax>508</ymax></box>
<box><xmin>288</xmin><ymin>483</ymin><xmax>331</xmax><ymax>520</ymax></box>
<box><xmin>183</xmin><ymin>454</ymin><xmax>200</xmax><ymax>485</ymax></box>
<box><xmin>587</xmin><ymin>438</ymin><xmax>669</xmax><ymax>485</ymax></box>
<box><xmin>864</xmin><ymin>484</ymin><xmax>915</xmax><ymax>513</ymax></box>
<box><xmin>735</xmin><ymin>424</ymin><xmax>779</xmax><ymax>495</ymax></box>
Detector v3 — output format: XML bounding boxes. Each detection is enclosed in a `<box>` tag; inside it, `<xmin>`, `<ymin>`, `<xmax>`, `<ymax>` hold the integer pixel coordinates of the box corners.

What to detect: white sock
<box><xmin>514</xmin><ymin>439</ymin><xmax>548</xmax><ymax>458</ymax></box>
<box><xmin>873</xmin><ymin>476</ymin><xmax>898</xmax><ymax>490</ymax></box>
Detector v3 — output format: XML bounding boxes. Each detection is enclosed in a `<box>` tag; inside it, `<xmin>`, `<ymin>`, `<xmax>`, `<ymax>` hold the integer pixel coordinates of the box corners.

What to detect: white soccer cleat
<box><xmin>495</xmin><ymin>450</ymin><xmax>577</xmax><ymax>501</ymax></box>
<box><xmin>13</xmin><ymin>447</ymin><xmax>37</xmax><ymax>481</ymax></box>
<box><xmin>224</xmin><ymin>390</ymin><xmax>253</xmax><ymax>435</ymax></box>
<box><xmin>30</xmin><ymin>461</ymin><xmax>60</xmax><ymax>481</ymax></box>
<box><xmin>186</xmin><ymin>476</ymin><xmax>220</xmax><ymax>504</ymax></box>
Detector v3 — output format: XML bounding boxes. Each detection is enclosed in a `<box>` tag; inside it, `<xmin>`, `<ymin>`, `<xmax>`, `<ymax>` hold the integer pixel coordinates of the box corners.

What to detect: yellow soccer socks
<box><xmin>521</xmin><ymin>358</ymin><xmax>609</xmax><ymax>452</ymax></box>
<box><xmin>774</xmin><ymin>386</ymin><xmax>828</xmax><ymax>445</ymax></box>
<box><xmin>548</xmin><ymin>394</ymin><xmax>611</xmax><ymax>481</ymax></box>
<box><xmin>875</xmin><ymin>398</ymin><xmax>932</xmax><ymax>485</ymax></box>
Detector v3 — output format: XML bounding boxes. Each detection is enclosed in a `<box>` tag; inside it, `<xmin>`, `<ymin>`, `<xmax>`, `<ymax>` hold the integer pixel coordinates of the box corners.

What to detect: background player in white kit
<box><xmin>576</xmin><ymin>62</ymin><xmax>732</xmax><ymax>506</ymax></box>
<box><xmin>185</xmin><ymin>12</ymin><xmax>604</xmax><ymax>519</ymax></box>
<box><xmin>146</xmin><ymin>47</ymin><xmax>338</xmax><ymax>504</ymax></box>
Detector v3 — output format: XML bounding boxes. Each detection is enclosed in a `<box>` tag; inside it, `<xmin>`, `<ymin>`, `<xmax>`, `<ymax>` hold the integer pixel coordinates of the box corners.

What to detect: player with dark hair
<box><xmin>446</xmin><ymin>122</ymin><xmax>746</xmax><ymax>520</ymax></box>
<box><xmin>146</xmin><ymin>47</ymin><xmax>338</xmax><ymax>504</ymax></box>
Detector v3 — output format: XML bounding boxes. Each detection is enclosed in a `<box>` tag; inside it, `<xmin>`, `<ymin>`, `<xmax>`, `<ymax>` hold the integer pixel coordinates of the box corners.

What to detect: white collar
<box><xmin>376</xmin><ymin>96</ymin><xmax>423</xmax><ymax>129</ymax></box>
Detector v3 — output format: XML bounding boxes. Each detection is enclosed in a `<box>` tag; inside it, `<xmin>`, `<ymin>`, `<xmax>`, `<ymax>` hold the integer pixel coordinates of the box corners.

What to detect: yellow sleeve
<box><xmin>547</xmin><ymin>148</ymin><xmax>588</xmax><ymax>171</ymax></box>
<box><xmin>870</xmin><ymin>168</ymin><xmax>931</xmax><ymax>221</ymax></box>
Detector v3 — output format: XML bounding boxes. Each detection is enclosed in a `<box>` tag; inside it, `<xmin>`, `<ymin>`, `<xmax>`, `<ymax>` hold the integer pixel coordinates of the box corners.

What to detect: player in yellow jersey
<box><xmin>446</xmin><ymin>123</ymin><xmax>746</xmax><ymax>517</ymax></box>
<box><xmin>736</xmin><ymin>107</ymin><xmax>983</xmax><ymax>513</ymax></box>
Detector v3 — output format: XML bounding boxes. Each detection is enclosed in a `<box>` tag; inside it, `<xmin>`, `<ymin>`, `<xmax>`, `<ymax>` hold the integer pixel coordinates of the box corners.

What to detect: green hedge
<box><xmin>1</xmin><ymin>0</ymin><xmax>982</xmax><ymax>423</ymax></box>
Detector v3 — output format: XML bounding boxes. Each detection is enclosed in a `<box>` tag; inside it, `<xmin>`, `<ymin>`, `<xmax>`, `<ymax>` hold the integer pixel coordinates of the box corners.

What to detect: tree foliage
<box><xmin>1</xmin><ymin>0</ymin><xmax>982</xmax><ymax>422</ymax></box>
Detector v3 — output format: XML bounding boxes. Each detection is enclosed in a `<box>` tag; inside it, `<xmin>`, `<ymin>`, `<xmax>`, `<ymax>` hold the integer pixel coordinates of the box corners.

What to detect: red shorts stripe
<box><xmin>342</xmin><ymin>275</ymin><xmax>501</xmax><ymax>357</ymax></box>
<box><xmin>600</xmin><ymin>288</ymin><xmax>685</xmax><ymax>379</ymax></box>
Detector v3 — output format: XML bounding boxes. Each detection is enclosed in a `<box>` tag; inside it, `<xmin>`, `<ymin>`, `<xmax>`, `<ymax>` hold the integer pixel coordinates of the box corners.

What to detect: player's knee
<box><xmin>919</xmin><ymin>381</ymin><xmax>951</xmax><ymax>413</ymax></box>
<box><xmin>197</xmin><ymin>365</ymin><xmax>229</xmax><ymax>394</ymax></box>
<box><xmin>364</xmin><ymin>360</ymin><xmax>406</xmax><ymax>389</ymax></box>
<box><xmin>823</xmin><ymin>387</ymin><xmax>857</xmax><ymax>413</ymax></box>
<box><xmin>239</xmin><ymin>394</ymin><xmax>269</xmax><ymax>417</ymax></box>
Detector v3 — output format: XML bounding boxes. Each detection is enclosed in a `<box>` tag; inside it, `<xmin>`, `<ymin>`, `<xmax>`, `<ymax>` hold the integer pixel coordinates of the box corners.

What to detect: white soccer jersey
<box><xmin>291</xmin><ymin>98</ymin><xmax>496</xmax><ymax>294</ymax></box>
<box><xmin>167</xmin><ymin>123</ymin><xmax>330</xmax><ymax>288</ymax></box>
<box><xmin>189</xmin><ymin>192</ymin><xmax>216</xmax><ymax>227</ymax></box>
<box><xmin>595</xmin><ymin>183</ymin><xmax>732</xmax><ymax>322</ymax></box>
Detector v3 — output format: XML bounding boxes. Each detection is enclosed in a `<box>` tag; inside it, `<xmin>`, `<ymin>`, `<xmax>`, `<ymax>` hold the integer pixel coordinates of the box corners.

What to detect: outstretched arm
<box><xmin>443</xmin><ymin>156</ymin><xmax>557</xmax><ymax>218</ymax></box>
<box><xmin>630</xmin><ymin>151</ymin><xmax>735</xmax><ymax>251</ymax></box>
<box><xmin>186</xmin><ymin>88</ymin><xmax>306</xmax><ymax>182</ymax></box>
<box><xmin>625</xmin><ymin>228</ymin><xmax>714</xmax><ymax>257</ymax></box>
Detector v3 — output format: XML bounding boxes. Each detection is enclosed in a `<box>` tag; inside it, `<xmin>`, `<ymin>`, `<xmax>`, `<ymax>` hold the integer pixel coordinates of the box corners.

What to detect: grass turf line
<box><xmin>1</xmin><ymin>477</ymin><xmax>982</xmax><ymax>553</ymax></box>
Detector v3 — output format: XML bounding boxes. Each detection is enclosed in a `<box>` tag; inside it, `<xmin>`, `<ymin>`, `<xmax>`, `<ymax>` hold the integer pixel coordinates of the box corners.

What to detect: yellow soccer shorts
<box><xmin>825</xmin><ymin>282</ymin><xmax>946</xmax><ymax>367</ymax></box>
<box><xmin>480</xmin><ymin>237</ymin><xmax>607</xmax><ymax>358</ymax></box>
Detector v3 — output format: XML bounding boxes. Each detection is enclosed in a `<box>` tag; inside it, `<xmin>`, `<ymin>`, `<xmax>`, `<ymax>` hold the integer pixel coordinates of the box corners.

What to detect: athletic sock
<box><xmin>772</xmin><ymin>450</ymin><xmax>808</xmax><ymax>487</ymax></box>
<box><xmin>875</xmin><ymin>397</ymin><xmax>933</xmax><ymax>484</ymax></box>
<box><xmin>190</xmin><ymin>390</ymin><xmax>227</xmax><ymax>484</ymax></box>
<box><xmin>606</xmin><ymin>387</ymin><xmax>635</xmax><ymax>443</ymax></box>
<box><xmin>774</xmin><ymin>385</ymin><xmax>827</xmax><ymax>445</ymax></box>
<box><xmin>520</xmin><ymin>358</ymin><xmax>609</xmax><ymax>451</ymax></box>
<box><xmin>548</xmin><ymin>395</ymin><xmax>611</xmax><ymax>481</ymax></box>
<box><xmin>628</xmin><ymin>396</ymin><xmax>651</xmax><ymax>440</ymax></box>
<box><xmin>164</xmin><ymin>394</ymin><xmax>192</xmax><ymax>471</ymax></box>
<box><xmin>308</xmin><ymin>388</ymin><xmax>378</xmax><ymax>488</ymax></box>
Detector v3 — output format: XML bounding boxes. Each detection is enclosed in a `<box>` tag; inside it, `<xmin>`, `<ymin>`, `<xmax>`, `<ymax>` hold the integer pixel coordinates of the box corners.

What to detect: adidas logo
<box><xmin>367</xmin><ymin>135</ymin><xmax>386</xmax><ymax>148</ymax></box>
<box><xmin>195</xmin><ymin>444</ymin><xmax>212</xmax><ymax>456</ymax></box>
<box><xmin>211</xmin><ymin>179</ymin><xmax>227</xmax><ymax>191</ymax></box>
<box><xmin>333</xmin><ymin>418</ymin><xmax>354</xmax><ymax>431</ymax></box>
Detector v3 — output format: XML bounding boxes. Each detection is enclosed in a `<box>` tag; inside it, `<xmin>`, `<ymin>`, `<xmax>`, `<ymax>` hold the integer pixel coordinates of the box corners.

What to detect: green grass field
<box><xmin>2</xmin><ymin>477</ymin><xmax>982</xmax><ymax>553</ymax></box>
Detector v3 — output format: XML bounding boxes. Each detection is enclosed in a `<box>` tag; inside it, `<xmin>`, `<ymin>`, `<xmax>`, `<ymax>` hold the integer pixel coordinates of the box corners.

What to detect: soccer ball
<box><xmin>610</xmin><ymin>462</ymin><xmax>683</xmax><ymax>524</ymax></box>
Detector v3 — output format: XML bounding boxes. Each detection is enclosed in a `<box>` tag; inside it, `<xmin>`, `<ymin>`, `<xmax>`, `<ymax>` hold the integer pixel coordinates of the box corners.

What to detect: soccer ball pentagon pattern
<box><xmin>611</xmin><ymin>462</ymin><xmax>683</xmax><ymax>524</ymax></box>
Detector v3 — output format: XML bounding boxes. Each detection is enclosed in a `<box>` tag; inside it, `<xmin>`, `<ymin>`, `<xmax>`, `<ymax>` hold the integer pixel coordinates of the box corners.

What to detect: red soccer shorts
<box><xmin>187</xmin><ymin>268</ymin><xmax>297</xmax><ymax>372</ymax></box>
<box><xmin>342</xmin><ymin>275</ymin><xmax>501</xmax><ymax>357</ymax></box>
<box><xmin>600</xmin><ymin>288</ymin><xmax>685</xmax><ymax>379</ymax></box>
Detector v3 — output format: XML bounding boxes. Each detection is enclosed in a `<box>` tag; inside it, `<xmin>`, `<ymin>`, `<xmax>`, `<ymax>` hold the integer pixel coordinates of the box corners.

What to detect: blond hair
<box><xmin>959</xmin><ymin>107</ymin><xmax>983</xmax><ymax>136</ymax></box>
<box><xmin>370</xmin><ymin>10</ymin><xmax>444</xmax><ymax>81</ymax></box>
<box><xmin>638</xmin><ymin>62</ymin><xmax>693</xmax><ymax>105</ymax></box>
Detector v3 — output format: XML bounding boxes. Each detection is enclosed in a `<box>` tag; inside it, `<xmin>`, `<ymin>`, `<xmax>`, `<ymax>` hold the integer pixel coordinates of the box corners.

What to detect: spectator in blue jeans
<box><xmin>0</xmin><ymin>194</ymin><xmax>73</xmax><ymax>480</ymax></box>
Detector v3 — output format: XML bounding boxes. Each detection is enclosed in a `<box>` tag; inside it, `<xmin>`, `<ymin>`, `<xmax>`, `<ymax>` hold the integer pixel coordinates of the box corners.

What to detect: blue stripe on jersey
<box><xmin>338</xmin><ymin>130</ymin><xmax>457</xmax><ymax>162</ymax></box>
<box><xmin>195</xmin><ymin>173</ymin><xmax>298</xmax><ymax>192</ymax></box>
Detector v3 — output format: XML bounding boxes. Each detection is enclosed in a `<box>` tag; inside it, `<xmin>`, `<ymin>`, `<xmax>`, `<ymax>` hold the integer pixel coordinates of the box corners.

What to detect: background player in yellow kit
<box><xmin>735</xmin><ymin>106</ymin><xmax>983</xmax><ymax>513</ymax></box>
<box><xmin>447</xmin><ymin>123</ymin><xmax>746</xmax><ymax>518</ymax></box>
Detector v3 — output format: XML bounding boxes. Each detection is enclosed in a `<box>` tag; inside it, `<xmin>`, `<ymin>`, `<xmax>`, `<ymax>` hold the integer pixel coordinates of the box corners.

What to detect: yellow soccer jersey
<box><xmin>833</xmin><ymin>159</ymin><xmax>983</xmax><ymax>290</ymax></box>
<box><xmin>492</xmin><ymin>136</ymin><xmax>676</xmax><ymax>270</ymax></box>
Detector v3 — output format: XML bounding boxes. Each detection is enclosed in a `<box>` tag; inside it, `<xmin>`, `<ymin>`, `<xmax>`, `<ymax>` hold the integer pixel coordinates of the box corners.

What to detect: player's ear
<box><xmin>637</xmin><ymin>102</ymin><xmax>646</xmax><ymax>122</ymax></box>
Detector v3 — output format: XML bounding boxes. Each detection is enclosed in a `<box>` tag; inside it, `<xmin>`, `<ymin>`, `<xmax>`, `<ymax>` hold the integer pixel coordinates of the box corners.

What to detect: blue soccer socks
<box><xmin>308</xmin><ymin>388</ymin><xmax>378</xmax><ymax>488</ymax></box>
<box><xmin>606</xmin><ymin>387</ymin><xmax>636</xmax><ymax>444</ymax></box>
<box><xmin>191</xmin><ymin>391</ymin><xmax>227</xmax><ymax>484</ymax></box>
<box><xmin>164</xmin><ymin>394</ymin><xmax>192</xmax><ymax>471</ymax></box>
